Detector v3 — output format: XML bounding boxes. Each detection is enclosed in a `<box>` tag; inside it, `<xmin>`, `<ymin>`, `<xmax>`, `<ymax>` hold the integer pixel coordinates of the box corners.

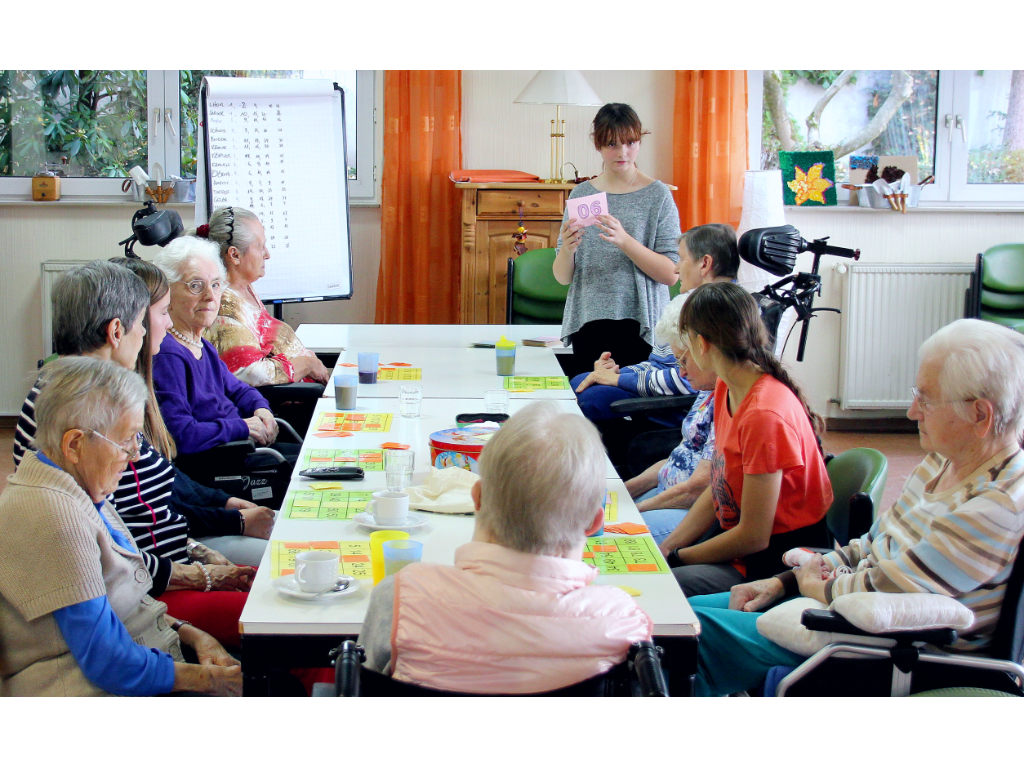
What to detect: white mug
<box><xmin>366</xmin><ymin>490</ymin><xmax>410</xmax><ymax>525</ymax></box>
<box><xmin>293</xmin><ymin>551</ymin><xmax>339</xmax><ymax>592</ymax></box>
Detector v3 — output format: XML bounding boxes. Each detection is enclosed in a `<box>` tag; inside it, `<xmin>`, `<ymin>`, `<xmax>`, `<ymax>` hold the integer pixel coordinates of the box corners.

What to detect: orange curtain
<box><xmin>672</xmin><ymin>71</ymin><xmax>748</xmax><ymax>232</ymax></box>
<box><xmin>375</xmin><ymin>71</ymin><xmax>463</xmax><ymax>324</ymax></box>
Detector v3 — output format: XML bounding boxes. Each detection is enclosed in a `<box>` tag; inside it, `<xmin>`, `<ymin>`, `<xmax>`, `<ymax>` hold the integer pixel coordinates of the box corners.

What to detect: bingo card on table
<box><xmin>300</xmin><ymin>449</ymin><xmax>385</xmax><ymax>471</ymax></box>
<box><xmin>283</xmin><ymin>490</ymin><xmax>374</xmax><ymax>520</ymax></box>
<box><xmin>503</xmin><ymin>376</ymin><xmax>571</xmax><ymax>391</ymax></box>
<box><xmin>272</xmin><ymin>541</ymin><xmax>373</xmax><ymax>579</ymax></box>
<box><xmin>582</xmin><ymin>536</ymin><xmax>669</xmax><ymax>575</ymax></box>
<box><xmin>316</xmin><ymin>412</ymin><xmax>394</xmax><ymax>432</ymax></box>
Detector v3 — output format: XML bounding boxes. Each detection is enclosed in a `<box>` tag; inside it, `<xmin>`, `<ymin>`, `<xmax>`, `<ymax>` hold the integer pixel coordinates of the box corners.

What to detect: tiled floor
<box><xmin>1</xmin><ymin>425</ymin><xmax>924</xmax><ymax>512</ymax></box>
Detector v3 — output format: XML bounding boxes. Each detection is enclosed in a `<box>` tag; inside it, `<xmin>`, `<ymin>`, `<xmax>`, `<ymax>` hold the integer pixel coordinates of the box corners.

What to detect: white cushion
<box><xmin>756</xmin><ymin>593</ymin><xmax>974</xmax><ymax>658</ymax></box>
<box><xmin>832</xmin><ymin>592</ymin><xmax>974</xmax><ymax>634</ymax></box>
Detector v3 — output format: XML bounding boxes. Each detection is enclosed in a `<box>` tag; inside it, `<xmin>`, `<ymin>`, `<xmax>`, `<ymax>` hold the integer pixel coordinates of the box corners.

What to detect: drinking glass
<box><xmin>399</xmin><ymin>385</ymin><xmax>423</xmax><ymax>418</ymax></box>
<box><xmin>384</xmin><ymin>449</ymin><xmax>415</xmax><ymax>491</ymax></box>
<box><xmin>484</xmin><ymin>389</ymin><xmax>509</xmax><ymax>414</ymax></box>
<box><xmin>357</xmin><ymin>352</ymin><xmax>379</xmax><ymax>384</ymax></box>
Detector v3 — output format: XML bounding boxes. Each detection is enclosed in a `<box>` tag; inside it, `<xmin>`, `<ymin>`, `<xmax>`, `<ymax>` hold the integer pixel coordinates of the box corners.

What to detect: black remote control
<box><xmin>299</xmin><ymin>466</ymin><xmax>365</xmax><ymax>480</ymax></box>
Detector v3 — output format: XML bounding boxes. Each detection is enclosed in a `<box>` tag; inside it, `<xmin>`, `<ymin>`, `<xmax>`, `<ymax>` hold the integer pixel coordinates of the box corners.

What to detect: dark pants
<box><xmin>569</xmin><ymin>319</ymin><xmax>652</xmax><ymax>379</ymax></box>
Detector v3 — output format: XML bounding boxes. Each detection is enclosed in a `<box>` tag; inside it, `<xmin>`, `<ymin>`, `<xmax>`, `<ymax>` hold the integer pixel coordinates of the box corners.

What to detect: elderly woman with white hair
<box><xmin>150</xmin><ymin>236</ymin><xmax>297</xmax><ymax>467</ymax></box>
<box><xmin>194</xmin><ymin>206</ymin><xmax>329</xmax><ymax>386</ymax></box>
<box><xmin>0</xmin><ymin>357</ymin><xmax>241</xmax><ymax>696</ymax></box>
<box><xmin>357</xmin><ymin>401</ymin><xmax>653</xmax><ymax>694</ymax></box>
<box><xmin>688</xmin><ymin>318</ymin><xmax>1024</xmax><ymax>696</ymax></box>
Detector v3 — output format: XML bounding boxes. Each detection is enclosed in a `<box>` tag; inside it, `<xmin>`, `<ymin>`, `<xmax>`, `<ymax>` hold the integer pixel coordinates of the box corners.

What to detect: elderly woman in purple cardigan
<box><xmin>151</xmin><ymin>236</ymin><xmax>299</xmax><ymax>474</ymax></box>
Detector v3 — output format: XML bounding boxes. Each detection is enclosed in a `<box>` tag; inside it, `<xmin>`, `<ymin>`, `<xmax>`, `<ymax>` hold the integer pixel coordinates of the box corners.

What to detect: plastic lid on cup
<box><xmin>496</xmin><ymin>335</ymin><xmax>516</xmax><ymax>350</ymax></box>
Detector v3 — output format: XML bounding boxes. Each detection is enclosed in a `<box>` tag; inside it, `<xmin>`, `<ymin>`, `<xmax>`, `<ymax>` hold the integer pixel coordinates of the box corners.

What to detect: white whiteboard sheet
<box><xmin>196</xmin><ymin>77</ymin><xmax>352</xmax><ymax>302</ymax></box>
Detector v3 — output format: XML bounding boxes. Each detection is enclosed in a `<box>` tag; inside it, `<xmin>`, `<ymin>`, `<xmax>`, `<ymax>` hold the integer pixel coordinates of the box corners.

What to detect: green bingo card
<box><xmin>283</xmin><ymin>490</ymin><xmax>374</xmax><ymax>520</ymax></box>
<box><xmin>300</xmin><ymin>449</ymin><xmax>385</xmax><ymax>472</ymax></box>
<box><xmin>503</xmin><ymin>376</ymin><xmax>571</xmax><ymax>391</ymax></box>
<box><xmin>582</xmin><ymin>536</ymin><xmax>669</xmax><ymax>574</ymax></box>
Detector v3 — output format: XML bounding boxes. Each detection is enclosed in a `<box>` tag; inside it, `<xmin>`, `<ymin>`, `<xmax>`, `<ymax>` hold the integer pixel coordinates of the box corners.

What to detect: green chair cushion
<box><xmin>981</xmin><ymin>288</ymin><xmax>1024</xmax><ymax>311</ymax></box>
<box><xmin>980</xmin><ymin>310</ymin><xmax>1024</xmax><ymax>332</ymax></box>
<box><xmin>981</xmin><ymin>243</ymin><xmax>1024</xmax><ymax>293</ymax></box>
<box><xmin>512</xmin><ymin>248</ymin><xmax>570</xmax><ymax>303</ymax></box>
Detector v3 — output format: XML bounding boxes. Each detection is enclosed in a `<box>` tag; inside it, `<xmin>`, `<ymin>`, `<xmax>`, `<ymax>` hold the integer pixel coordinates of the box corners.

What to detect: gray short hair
<box><xmin>34</xmin><ymin>357</ymin><xmax>148</xmax><ymax>457</ymax></box>
<box><xmin>919</xmin><ymin>318</ymin><xmax>1024</xmax><ymax>437</ymax></box>
<box><xmin>151</xmin><ymin>235</ymin><xmax>226</xmax><ymax>284</ymax></box>
<box><xmin>194</xmin><ymin>206</ymin><xmax>262</xmax><ymax>265</ymax></box>
<box><xmin>51</xmin><ymin>261</ymin><xmax>149</xmax><ymax>356</ymax></box>
<box><xmin>476</xmin><ymin>401</ymin><xmax>607</xmax><ymax>555</ymax></box>
<box><xmin>654</xmin><ymin>291</ymin><xmax>690</xmax><ymax>348</ymax></box>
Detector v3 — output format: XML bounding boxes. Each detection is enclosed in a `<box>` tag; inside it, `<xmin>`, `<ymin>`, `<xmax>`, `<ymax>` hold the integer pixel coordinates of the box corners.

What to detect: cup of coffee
<box><xmin>293</xmin><ymin>550</ymin><xmax>339</xmax><ymax>593</ymax></box>
<box><xmin>334</xmin><ymin>374</ymin><xmax>358</xmax><ymax>410</ymax></box>
<box><xmin>366</xmin><ymin>490</ymin><xmax>410</xmax><ymax>525</ymax></box>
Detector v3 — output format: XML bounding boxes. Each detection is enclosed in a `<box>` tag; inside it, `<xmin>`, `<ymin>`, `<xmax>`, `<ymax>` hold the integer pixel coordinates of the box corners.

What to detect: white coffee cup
<box><xmin>367</xmin><ymin>490</ymin><xmax>410</xmax><ymax>525</ymax></box>
<box><xmin>293</xmin><ymin>551</ymin><xmax>340</xmax><ymax>592</ymax></box>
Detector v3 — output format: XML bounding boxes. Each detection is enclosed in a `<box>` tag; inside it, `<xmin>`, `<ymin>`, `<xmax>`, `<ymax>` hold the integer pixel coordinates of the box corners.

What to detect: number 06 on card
<box><xmin>566</xmin><ymin>191</ymin><xmax>608</xmax><ymax>228</ymax></box>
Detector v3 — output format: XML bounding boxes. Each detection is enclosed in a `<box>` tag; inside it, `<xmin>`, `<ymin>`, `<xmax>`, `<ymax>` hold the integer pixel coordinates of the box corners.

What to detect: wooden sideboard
<box><xmin>456</xmin><ymin>181</ymin><xmax>575</xmax><ymax>324</ymax></box>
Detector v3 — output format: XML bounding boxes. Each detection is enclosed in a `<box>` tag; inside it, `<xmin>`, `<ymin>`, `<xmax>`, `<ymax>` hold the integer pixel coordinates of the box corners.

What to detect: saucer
<box><xmin>272</xmin><ymin>575</ymin><xmax>360</xmax><ymax>601</ymax></box>
<box><xmin>353</xmin><ymin>512</ymin><xmax>428</xmax><ymax>532</ymax></box>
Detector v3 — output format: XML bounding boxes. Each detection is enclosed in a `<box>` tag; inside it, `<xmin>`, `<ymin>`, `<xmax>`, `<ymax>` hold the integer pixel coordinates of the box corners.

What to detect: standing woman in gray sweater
<box><xmin>554</xmin><ymin>103</ymin><xmax>682</xmax><ymax>378</ymax></box>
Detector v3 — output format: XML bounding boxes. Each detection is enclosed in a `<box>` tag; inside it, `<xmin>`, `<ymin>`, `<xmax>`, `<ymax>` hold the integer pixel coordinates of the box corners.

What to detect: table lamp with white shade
<box><xmin>736</xmin><ymin>169</ymin><xmax>788</xmax><ymax>293</ymax></box>
<box><xmin>513</xmin><ymin>70</ymin><xmax>603</xmax><ymax>183</ymax></box>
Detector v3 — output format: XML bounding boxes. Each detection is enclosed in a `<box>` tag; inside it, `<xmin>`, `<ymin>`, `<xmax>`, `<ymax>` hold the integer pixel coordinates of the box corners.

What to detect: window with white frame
<box><xmin>0</xmin><ymin>69</ymin><xmax>380</xmax><ymax>203</ymax></box>
<box><xmin>758</xmin><ymin>70</ymin><xmax>1024</xmax><ymax>205</ymax></box>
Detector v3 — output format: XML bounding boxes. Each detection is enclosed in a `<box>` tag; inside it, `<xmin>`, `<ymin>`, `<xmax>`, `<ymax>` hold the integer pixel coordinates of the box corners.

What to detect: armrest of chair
<box><xmin>609</xmin><ymin>394</ymin><xmax>698</xmax><ymax>416</ymax></box>
<box><xmin>274</xmin><ymin>418</ymin><xmax>303</xmax><ymax>444</ymax></box>
<box><xmin>801</xmin><ymin>609</ymin><xmax>959</xmax><ymax>646</ymax></box>
<box><xmin>209</xmin><ymin>439</ymin><xmax>256</xmax><ymax>463</ymax></box>
<box><xmin>336</xmin><ymin>640</ymin><xmax>365</xmax><ymax>697</ymax></box>
<box><xmin>629</xmin><ymin>642</ymin><xmax>668</xmax><ymax>697</ymax></box>
<box><xmin>257</xmin><ymin>383</ymin><xmax>324</xmax><ymax>410</ymax></box>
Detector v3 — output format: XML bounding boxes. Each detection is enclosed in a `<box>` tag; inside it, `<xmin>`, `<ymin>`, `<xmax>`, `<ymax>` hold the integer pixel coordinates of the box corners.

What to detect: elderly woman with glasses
<box><xmin>195</xmin><ymin>206</ymin><xmax>329</xmax><ymax>386</ymax></box>
<box><xmin>0</xmin><ymin>357</ymin><xmax>241</xmax><ymax>696</ymax></box>
<box><xmin>151</xmin><ymin>236</ymin><xmax>298</xmax><ymax>468</ymax></box>
<box><xmin>689</xmin><ymin>318</ymin><xmax>1024</xmax><ymax>696</ymax></box>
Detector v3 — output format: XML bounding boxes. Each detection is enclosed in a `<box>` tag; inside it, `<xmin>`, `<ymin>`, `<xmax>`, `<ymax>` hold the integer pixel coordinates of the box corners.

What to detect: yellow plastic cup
<box><xmin>369</xmin><ymin>530</ymin><xmax>409</xmax><ymax>585</ymax></box>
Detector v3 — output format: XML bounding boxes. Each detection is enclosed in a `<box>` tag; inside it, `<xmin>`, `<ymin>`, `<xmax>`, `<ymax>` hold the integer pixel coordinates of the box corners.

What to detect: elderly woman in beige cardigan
<box><xmin>0</xmin><ymin>357</ymin><xmax>240</xmax><ymax>696</ymax></box>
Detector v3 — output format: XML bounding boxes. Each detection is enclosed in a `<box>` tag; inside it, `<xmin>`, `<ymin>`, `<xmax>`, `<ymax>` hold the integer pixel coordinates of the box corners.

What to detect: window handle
<box><xmin>945</xmin><ymin>114</ymin><xmax>954</xmax><ymax>144</ymax></box>
<box><xmin>955</xmin><ymin>114</ymin><xmax>967</xmax><ymax>143</ymax></box>
<box><xmin>164</xmin><ymin>107</ymin><xmax>178</xmax><ymax>137</ymax></box>
<box><xmin>153</xmin><ymin>107</ymin><xmax>161</xmax><ymax>139</ymax></box>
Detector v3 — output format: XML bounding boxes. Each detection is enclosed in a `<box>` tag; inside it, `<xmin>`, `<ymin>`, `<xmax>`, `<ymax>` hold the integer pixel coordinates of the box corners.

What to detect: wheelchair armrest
<box><xmin>210</xmin><ymin>439</ymin><xmax>256</xmax><ymax>463</ymax></box>
<box><xmin>257</xmin><ymin>382</ymin><xmax>325</xmax><ymax>407</ymax></box>
<box><xmin>609</xmin><ymin>394</ymin><xmax>698</xmax><ymax>415</ymax></box>
<box><xmin>801</xmin><ymin>609</ymin><xmax>959</xmax><ymax>646</ymax></box>
<box><xmin>337</xmin><ymin>640</ymin><xmax>365</xmax><ymax>697</ymax></box>
<box><xmin>629</xmin><ymin>642</ymin><xmax>668</xmax><ymax>697</ymax></box>
<box><xmin>274</xmin><ymin>418</ymin><xmax>303</xmax><ymax>444</ymax></box>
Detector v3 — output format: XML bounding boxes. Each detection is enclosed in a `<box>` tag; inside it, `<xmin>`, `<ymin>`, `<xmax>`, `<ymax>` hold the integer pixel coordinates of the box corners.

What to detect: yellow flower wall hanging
<box><xmin>779</xmin><ymin>151</ymin><xmax>837</xmax><ymax>206</ymax></box>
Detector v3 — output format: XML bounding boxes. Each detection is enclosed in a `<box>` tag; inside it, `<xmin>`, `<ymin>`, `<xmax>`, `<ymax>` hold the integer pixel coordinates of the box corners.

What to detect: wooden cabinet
<box><xmin>456</xmin><ymin>182</ymin><xmax>575</xmax><ymax>324</ymax></box>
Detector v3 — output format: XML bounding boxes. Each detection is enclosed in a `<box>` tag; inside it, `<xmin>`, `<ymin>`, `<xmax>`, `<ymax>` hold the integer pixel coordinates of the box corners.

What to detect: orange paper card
<box><xmin>338</xmin><ymin>362</ymin><xmax>357</xmax><ymax>367</ymax></box>
<box><xmin>380</xmin><ymin>442</ymin><xmax>410</xmax><ymax>450</ymax></box>
<box><xmin>627</xmin><ymin>563</ymin><xmax>660</xmax><ymax>572</ymax></box>
<box><xmin>604</xmin><ymin>522</ymin><xmax>650</xmax><ymax>535</ymax></box>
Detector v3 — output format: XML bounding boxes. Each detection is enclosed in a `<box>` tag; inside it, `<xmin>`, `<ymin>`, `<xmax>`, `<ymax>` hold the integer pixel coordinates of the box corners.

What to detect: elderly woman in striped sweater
<box><xmin>690</xmin><ymin>318</ymin><xmax>1024</xmax><ymax>696</ymax></box>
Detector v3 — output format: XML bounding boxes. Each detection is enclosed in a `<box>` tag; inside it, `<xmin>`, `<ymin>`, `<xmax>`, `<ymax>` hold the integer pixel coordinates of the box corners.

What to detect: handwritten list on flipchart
<box><xmin>204</xmin><ymin>79</ymin><xmax>351</xmax><ymax>300</ymax></box>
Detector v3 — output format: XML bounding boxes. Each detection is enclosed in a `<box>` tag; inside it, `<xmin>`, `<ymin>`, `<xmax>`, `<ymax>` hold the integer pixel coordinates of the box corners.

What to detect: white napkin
<box><xmin>405</xmin><ymin>466</ymin><xmax>478</xmax><ymax>514</ymax></box>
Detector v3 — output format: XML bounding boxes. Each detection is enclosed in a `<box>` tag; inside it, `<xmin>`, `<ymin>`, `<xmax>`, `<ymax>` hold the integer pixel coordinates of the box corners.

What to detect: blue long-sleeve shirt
<box><xmin>36</xmin><ymin>452</ymin><xmax>176</xmax><ymax>696</ymax></box>
<box><xmin>153</xmin><ymin>335</ymin><xmax>270</xmax><ymax>455</ymax></box>
<box><xmin>616</xmin><ymin>343</ymin><xmax>696</xmax><ymax>398</ymax></box>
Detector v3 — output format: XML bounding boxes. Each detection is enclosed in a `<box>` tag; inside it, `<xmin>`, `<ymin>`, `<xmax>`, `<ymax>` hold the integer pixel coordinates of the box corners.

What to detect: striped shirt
<box><xmin>617</xmin><ymin>343</ymin><xmax>696</xmax><ymax>398</ymax></box>
<box><xmin>823</xmin><ymin>445</ymin><xmax>1024</xmax><ymax>650</ymax></box>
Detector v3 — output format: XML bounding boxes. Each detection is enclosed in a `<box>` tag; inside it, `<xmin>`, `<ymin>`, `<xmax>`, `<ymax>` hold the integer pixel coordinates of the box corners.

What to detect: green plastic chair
<box><xmin>506</xmin><ymin>248</ymin><xmax>570</xmax><ymax>325</ymax></box>
<box><xmin>975</xmin><ymin>243</ymin><xmax>1024</xmax><ymax>331</ymax></box>
<box><xmin>824</xmin><ymin>447</ymin><xmax>889</xmax><ymax>547</ymax></box>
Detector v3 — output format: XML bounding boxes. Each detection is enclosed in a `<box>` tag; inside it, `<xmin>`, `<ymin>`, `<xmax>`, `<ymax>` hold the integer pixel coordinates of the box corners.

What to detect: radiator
<box><xmin>41</xmin><ymin>260</ymin><xmax>91</xmax><ymax>359</ymax></box>
<box><xmin>838</xmin><ymin>263</ymin><xmax>975</xmax><ymax>409</ymax></box>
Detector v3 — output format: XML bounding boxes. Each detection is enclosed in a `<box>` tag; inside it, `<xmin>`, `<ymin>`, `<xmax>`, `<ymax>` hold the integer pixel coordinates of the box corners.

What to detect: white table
<box><xmin>290</xmin><ymin>397</ymin><xmax>619</xmax><ymax>481</ymax></box>
<box><xmin>296</xmin><ymin>323</ymin><xmax>571</xmax><ymax>355</ymax></box>
<box><xmin>322</xmin><ymin>346</ymin><xmax>575</xmax><ymax>401</ymax></box>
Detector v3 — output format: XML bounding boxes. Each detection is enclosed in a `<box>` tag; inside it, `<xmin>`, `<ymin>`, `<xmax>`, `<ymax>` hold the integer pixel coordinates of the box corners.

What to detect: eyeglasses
<box><xmin>88</xmin><ymin>430</ymin><xmax>143</xmax><ymax>463</ymax></box>
<box><xmin>910</xmin><ymin>386</ymin><xmax>975</xmax><ymax>414</ymax></box>
<box><xmin>178</xmin><ymin>278</ymin><xmax>224</xmax><ymax>295</ymax></box>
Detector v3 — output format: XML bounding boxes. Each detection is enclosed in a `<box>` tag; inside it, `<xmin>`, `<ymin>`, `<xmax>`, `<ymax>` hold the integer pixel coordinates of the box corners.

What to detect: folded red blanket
<box><xmin>449</xmin><ymin>169</ymin><xmax>542</xmax><ymax>183</ymax></box>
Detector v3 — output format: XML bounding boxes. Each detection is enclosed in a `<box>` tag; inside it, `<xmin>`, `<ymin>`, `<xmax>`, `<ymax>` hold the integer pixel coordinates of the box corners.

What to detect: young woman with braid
<box><xmin>658</xmin><ymin>282</ymin><xmax>832</xmax><ymax>597</ymax></box>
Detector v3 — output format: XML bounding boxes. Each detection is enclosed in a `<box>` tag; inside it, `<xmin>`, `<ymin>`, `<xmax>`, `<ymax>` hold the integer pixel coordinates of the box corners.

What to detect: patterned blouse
<box><xmin>205</xmin><ymin>284</ymin><xmax>315</xmax><ymax>386</ymax></box>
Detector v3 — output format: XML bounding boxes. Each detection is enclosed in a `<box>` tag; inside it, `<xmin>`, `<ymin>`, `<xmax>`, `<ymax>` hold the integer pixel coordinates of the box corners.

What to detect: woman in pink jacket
<box><xmin>357</xmin><ymin>401</ymin><xmax>653</xmax><ymax>694</ymax></box>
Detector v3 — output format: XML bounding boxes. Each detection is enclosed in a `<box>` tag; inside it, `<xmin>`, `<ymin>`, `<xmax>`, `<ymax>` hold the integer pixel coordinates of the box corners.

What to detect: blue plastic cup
<box><xmin>334</xmin><ymin>374</ymin><xmax>358</xmax><ymax>410</ymax></box>
<box><xmin>357</xmin><ymin>352</ymin><xmax>379</xmax><ymax>384</ymax></box>
<box><xmin>382</xmin><ymin>539</ymin><xmax>423</xmax><ymax>576</ymax></box>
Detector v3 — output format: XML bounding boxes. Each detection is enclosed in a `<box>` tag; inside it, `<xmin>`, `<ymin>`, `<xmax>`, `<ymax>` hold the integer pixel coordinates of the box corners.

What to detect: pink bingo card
<box><xmin>566</xmin><ymin>191</ymin><xmax>608</xmax><ymax>228</ymax></box>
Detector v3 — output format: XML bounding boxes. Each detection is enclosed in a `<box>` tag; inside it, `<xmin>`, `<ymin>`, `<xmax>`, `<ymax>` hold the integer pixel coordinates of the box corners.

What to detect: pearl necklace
<box><xmin>169</xmin><ymin>327</ymin><xmax>203</xmax><ymax>350</ymax></box>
